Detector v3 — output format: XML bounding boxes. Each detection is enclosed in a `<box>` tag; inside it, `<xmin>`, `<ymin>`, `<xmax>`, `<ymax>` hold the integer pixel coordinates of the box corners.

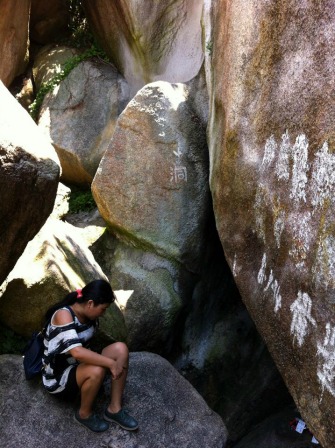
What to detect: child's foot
<box><xmin>103</xmin><ymin>408</ymin><xmax>138</xmax><ymax>431</ymax></box>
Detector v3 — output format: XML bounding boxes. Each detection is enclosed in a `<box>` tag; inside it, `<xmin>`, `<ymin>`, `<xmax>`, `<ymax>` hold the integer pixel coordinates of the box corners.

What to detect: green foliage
<box><xmin>29</xmin><ymin>0</ymin><xmax>110</xmax><ymax>120</ymax></box>
<box><xmin>0</xmin><ymin>325</ymin><xmax>26</xmax><ymax>355</ymax></box>
<box><xmin>68</xmin><ymin>0</ymin><xmax>85</xmax><ymax>31</ymax></box>
<box><xmin>29</xmin><ymin>46</ymin><xmax>108</xmax><ymax>120</ymax></box>
<box><xmin>65</xmin><ymin>0</ymin><xmax>107</xmax><ymax>51</ymax></box>
<box><xmin>68</xmin><ymin>186</ymin><xmax>96</xmax><ymax>213</ymax></box>
<box><xmin>206</xmin><ymin>40</ymin><xmax>213</xmax><ymax>55</ymax></box>
<box><xmin>67</xmin><ymin>0</ymin><xmax>95</xmax><ymax>48</ymax></box>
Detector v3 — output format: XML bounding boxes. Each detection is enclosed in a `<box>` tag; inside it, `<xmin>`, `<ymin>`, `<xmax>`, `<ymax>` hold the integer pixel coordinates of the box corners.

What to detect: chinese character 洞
<box><xmin>170</xmin><ymin>165</ymin><xmax>187</xmax><ymax>183</ymax></box>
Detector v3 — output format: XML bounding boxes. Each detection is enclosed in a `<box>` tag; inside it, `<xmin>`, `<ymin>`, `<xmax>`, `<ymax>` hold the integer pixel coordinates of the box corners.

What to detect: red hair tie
<box><xmin>76</xmin><ymin>289</ymin><xmax>83</xmax><ymax>298</ymax></box>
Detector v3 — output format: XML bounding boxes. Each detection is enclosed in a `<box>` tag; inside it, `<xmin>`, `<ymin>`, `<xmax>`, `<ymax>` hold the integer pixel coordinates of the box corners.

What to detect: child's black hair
<box><xmin>45</xmin><ymin>279</ymin><xmax>115</xmax><ymax>322</ymax></box>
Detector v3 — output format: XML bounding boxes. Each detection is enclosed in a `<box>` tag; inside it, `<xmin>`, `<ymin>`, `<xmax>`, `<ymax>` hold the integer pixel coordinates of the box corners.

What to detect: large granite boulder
<box><xmin>173</xmin><ymin>219</ymin><xmax>293</xmax><ymax>443</ymax></box>
<box><xmin>92</xmin><ymin>81</ymin><xmax>210</xmax><ymax>272</ymax></box>
<box><xmin>0</xmin><ymin>81</ymin><xmax>60</xmax><ymax>286</ymax></box>
<box><xmin>83</xmin><ymin>0</ymin><xmax>204</xmax><ymax>95</ymax></box>
<box><xmin>67</xmin><ymin>199</ymin><xmax>293</xmax><ymax>443</ymax></box>
<box><xmin>92</xmin><ymin>232</ymin><xmax>189</xmax><ymax>354</ymax></box>
<box><xmin>32</xmin><ymin>45</ymin><xmax>79</xmax><ymax>90</ymax></box>
<box><xmin>0</xmin><ymin>218</ymin><xmax>126</xmax><ymax>343</ymax></box>
<box><xmin>51</xmin><ymin>182</ymin><xmax>71</xmax><ymax>220</ymax></box>
<box><xmin>207</xmin><ymin>1</ymin><xmax>335</xmax><ymax>447</ymax></box>
<box><xmin>0</xmin><ymin>0</ymin><xmax>30</xmax><ymax>86</ymax></box>
<box><xmin>0</xmin><ymin>353</ymin><xmax>227</xmax><ymax>448</ymax></box>
<box><xmin>36</xmin><ymin>46</ymin><xmax>130</xmax><ymax>185</ymax></box>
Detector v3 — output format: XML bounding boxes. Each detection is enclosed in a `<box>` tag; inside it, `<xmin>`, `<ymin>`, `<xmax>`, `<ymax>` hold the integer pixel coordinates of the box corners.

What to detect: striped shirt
<box><xmin>42</xmin><ymin>307</ymin><xmax>96</xmax><ymax>394</ymax></box>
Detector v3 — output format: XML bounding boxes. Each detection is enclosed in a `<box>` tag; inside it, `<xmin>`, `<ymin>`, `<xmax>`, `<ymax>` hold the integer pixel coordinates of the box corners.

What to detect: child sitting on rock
<box><xmin>42</xmin><ymin>279</ymin><xmax>138</xmax><ymax>433</ymax></box>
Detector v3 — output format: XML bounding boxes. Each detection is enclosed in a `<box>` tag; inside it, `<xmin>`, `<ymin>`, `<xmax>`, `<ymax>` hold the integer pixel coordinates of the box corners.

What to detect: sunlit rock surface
<box><xmin>0</xmin><ymin>0</ymin><xmax>30</xmax><ymax>86</ymax></box>
<box><xmin>92</xmin><ymin>81</ymin><xmax>210</xmax><ymax>271</ymax></box>
<box><xmin>83</xmin><ymin>0</ymin><xmax>204</xmax><ymax>95</ymax></box>
<box><xmin>32</xmin><ymin>45</ymin><xmax>79</xmax><ymax>89</ymax></box>
<box><xmin>36</xmin><ymin>46</ymin><xmax>130</xmax><ymax>185</ymax></box>
<box><xmin>0</xmin><ymin>218</ymin><xmax>125</xmax><ymax>343</ymax></box>
<box><xmin>0</xmin><ymin>81</ymin><xmax>60</xmax><ymax>285</ymax></box>
<box><xmin>207</xmin><ymin>1</ymin><xmax>335</xmax><ymax>446</ymax></box>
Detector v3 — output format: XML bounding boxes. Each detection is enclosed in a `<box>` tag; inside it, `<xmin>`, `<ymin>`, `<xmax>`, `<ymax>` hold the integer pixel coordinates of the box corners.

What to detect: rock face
<box><xmin>30</xmin><ymin>0</ymin><xmax>70</xmax><ymax>44</ymax></box>
<box><xmin>92</xmin><ymin>232</ymin><xmax>187</xmax><ymax>354</ymax></box>
<box><xmin>36</xmin><ymin>47</ymin><xmax>130</xmax><ymax>184</ymax></box>
<box><xmin>51</xmin><ymin>182</ymin><xmax>71</xmax><ymax>220</ymax></box>
<box><xmin>0</xmin><ymin>218</ymin><xmax>126</xmax><ymax>342</ymax></box>
<box><xmin>92</xmin><ymin>81</ymin><xmax>210</xmax><ymax>271</ymax></box>
<box><xmin>0</xmin><ymin>353</ymin><xmax>228</xmax><ymax>448</ymax></box>
<box><xmin>0</xmin><ymin>0</ymin><xmax>30</xmax><ymax>86</ymax></box>
<box><xmin>83</xmin><ymin>0</ymin><xmax>204</xmax><ymax>95</ymax></box>
<box><xmin>173</xmin><ymin>220</ymin><xmax>293</xmax><ymax>442</ymax></box>
<box><xmin>0</xmin><ymin>81</ymin><xmax>60</xmax><ymax>286</ymax></box>
<box><xmin>207</xmin><ymin>1</ymin><xmax>335</xmax><ymax>447</ymax></box>
<box><xmin>32</xmin><ymin>45</ymin><xmax>79</xmax><ymax>90</ymax></box>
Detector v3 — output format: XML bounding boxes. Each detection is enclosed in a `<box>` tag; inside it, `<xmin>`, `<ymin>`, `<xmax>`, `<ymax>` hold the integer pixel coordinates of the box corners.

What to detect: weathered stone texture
<box><xmin>207</xmin><ymin>1</ymin><xmax>335</xmax><ymax>447</ymax></box>
<box><xmin>36</xmin><ymin>46</ymin><xmax>130</xmax><ymax>185</ymax></box>
<box><xmin>92</xmin><ymin>81</ymin><xmax>210</xmax><ymax>271</ymax></box>
<box><xmin>32</xmin><ymin>45</ymin><xmax>79</xmax><ymax>90</ymax></box>
<box><xmin>0</xmin><ymin>81</ymin><xmax>60</xmax><ymax>286</ymax></box>
<box><xmin>0</xmin><ymin>218</ymin><xmax>125</xmax><ymax>341</ymax></box>
<box><xmin>0</xmin><ymin>353</ymin><xmax>227</xmax><ymax>448</ymax></box>
<box><xmin>92</xmin><ymin>232</ymin><xmax>185</xmax><ymax>354</ymax></box>
<box><xmin>83</xmin><ymin>0</ymin><xmax>204</xmax><ymax>95</ymax></box>
<box><xmin>0</xmin><ymin>0</ymin><xmax>30</xmax><ymax>86</ymax></box>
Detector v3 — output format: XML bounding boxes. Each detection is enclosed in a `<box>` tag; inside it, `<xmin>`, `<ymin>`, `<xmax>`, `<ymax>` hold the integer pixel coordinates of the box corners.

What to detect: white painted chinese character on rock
<box><xmin>290</xmin><ymin>291</ymin><xmax>316</xmax><ymax>346</ymax></box>
<box><xmin>290</xmin><ymin>134</ymin><xmax>309</xmax><ymax>203</ymax></box>
<box><xmin>170</xmin><ymin>146</ymin><xmax>187</xmax><ymax>183</ymax></box>
<box><xmin>257</xmin><ymin>254</ymin><xmax>282</xmax><ymax>313</ymax></box>
<box><xmin>170</xmin><ymin>164</ymin><xmax>187</xmax><ymax>183</ymax></box>
<box><xmin>317</xmin><ymin>323</ymin><xmax>335</xmax><ymax>398</ymax></box>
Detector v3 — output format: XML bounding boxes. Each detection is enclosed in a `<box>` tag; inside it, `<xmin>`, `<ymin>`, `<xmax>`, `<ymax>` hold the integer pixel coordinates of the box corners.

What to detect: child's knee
<box><xmin>90</xmin><ymin>365</ymin><xmax>106</xmax><ymax>382</ymax></box>
<box><xmin>102</xmin><ymin>341</ymin><xmax>129</xmax><ymax>360</ymax></box>
<box><xmin>114</xmin><ymin>342</ymin><xmax>129</xmax><ymax>357</ymax></box>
